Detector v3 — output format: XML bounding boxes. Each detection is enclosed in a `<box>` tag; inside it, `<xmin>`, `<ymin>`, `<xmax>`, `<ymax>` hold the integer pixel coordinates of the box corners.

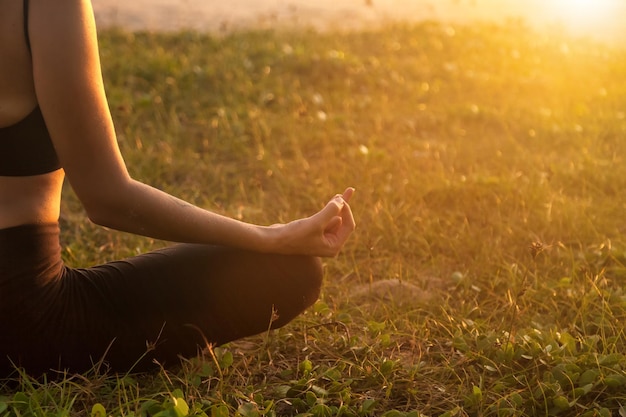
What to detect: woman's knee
<box><xmin>293</xmin><ymin>255</ymin><xmax>323</xmax><ymax>308</ymax></box>
<box><xmin>266</xmin><ymin>255</ymin><xmax>323</xmax><ymax>329</ymax></box>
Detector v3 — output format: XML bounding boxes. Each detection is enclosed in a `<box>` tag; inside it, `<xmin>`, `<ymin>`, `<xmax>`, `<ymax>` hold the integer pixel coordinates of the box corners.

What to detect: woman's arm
<box><xmin>29</xmin><ymin>0</ymin><xmax>354</xmax><ymax>257</ymax></box>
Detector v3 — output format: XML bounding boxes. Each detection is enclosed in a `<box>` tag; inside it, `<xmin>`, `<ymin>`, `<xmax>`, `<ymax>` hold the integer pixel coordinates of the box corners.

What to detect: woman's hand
<box><xmin>269</xmin><ymin>188</ymin><xmax>356</xmax><ymax>257</ymax></box>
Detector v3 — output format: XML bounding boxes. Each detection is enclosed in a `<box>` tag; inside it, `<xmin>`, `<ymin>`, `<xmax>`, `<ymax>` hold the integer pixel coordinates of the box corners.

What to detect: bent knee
<box><xmin>298</xmin><ymin>255</ymin><xmax>323</xmax><ymax>307</ymax></box>
<box><xmin>269</xmin><ymin>255</ymin><xmax>323</xmax><ymax>329</ymax></box>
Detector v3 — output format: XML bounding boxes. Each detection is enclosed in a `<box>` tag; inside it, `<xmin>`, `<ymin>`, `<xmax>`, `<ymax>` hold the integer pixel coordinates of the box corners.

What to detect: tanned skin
<box><xmin>0</xmin><ymin>0</ymin><xmax>355</xmax><ymax>257</ymax></box>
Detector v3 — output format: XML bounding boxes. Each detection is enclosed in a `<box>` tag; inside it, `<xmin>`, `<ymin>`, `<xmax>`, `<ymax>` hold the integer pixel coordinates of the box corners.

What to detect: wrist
<box><xmin>256</xmin><ymin>224</ymin><xmax>283</xmax><ymax>254</ymax></box>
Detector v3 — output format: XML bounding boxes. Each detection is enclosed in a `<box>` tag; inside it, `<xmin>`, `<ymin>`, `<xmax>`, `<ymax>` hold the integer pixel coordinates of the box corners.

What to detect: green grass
<box><xmin>3</xmin><ymin>20</ymin><xmax>626</xmax><ymax>416</ymax></box>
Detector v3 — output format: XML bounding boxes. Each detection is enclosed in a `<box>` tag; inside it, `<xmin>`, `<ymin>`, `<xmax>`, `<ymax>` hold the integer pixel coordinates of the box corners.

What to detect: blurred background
<box><xmin>92</xmin><ymin>0</ymin><xmax>626</xmax><ymax>44</ymax></box>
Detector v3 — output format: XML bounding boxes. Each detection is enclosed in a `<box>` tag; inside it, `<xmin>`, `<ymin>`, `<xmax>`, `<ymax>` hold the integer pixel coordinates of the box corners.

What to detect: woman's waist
<box><xmin>0</xmin><ymin>171</ymin><xmax>63</xmax><ymax>229</ymax></box>
<box><xmin>0</xmin><ymin>221</ymin><xmax>62</xmax><ymax>270</ymax></box>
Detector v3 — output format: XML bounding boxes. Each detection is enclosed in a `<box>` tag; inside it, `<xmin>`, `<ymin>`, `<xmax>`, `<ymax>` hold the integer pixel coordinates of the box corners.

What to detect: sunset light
<box><xmin>545</xmin><ymin>0</ymin><xmax>621</xmax><ymax>32</ymax></box>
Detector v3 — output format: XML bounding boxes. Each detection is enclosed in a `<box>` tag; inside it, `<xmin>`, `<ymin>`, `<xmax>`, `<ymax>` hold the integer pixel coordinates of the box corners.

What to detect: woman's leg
<box><xmin>1</xmin><ymin>225</ymin><xmax>323</xmax><ymax>376</ymax></box>
<box><xmin>89</xmin><ymin>244</ymin><xmax>324</xmax><ymax>372</ymax></box>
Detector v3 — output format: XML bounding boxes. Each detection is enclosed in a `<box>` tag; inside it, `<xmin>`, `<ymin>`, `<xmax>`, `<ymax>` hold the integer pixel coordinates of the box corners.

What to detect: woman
<box><xmin>0</xmin><ymin>0</ymin><xmax>355</xmax><ymax>377</ymax></box>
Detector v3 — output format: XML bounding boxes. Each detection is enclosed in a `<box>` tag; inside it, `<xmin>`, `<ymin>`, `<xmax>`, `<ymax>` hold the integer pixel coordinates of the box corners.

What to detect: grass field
<box><xmin>2</xmin><ymin>20</ymin><xmax>626</xmax><ymax>416</ymax></box>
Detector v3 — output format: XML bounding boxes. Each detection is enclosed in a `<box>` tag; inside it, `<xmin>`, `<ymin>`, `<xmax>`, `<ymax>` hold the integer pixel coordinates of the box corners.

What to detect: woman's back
<box><xmin>0</xmin><ymin>0</ymin><xmax>64</xmax><ymax>229</ymax></box>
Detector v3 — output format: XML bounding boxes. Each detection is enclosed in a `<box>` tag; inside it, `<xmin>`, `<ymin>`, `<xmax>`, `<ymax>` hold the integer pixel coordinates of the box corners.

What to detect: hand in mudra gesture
<box><xmin>271</xmin><ymin>188</ymin><xmax>356</xmax><ymax>257</ymax></box>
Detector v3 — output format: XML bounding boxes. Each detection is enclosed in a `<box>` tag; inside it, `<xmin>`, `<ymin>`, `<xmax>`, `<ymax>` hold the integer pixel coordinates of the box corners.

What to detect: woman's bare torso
<box><xmin>0</xmin><ymin>0</ymin><xmax>63</xmax><ymax>229</ymax></box>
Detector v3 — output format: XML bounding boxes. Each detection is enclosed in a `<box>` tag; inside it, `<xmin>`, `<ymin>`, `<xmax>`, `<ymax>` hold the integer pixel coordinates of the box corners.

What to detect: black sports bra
<box><xmin>0</xmin><ymin>0</ymin><xmax>61</xmax><ymax>176</ymax></box>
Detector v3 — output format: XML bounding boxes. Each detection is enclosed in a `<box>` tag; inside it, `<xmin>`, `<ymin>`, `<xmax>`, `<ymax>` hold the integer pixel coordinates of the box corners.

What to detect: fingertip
<box><xmin>342</xmin><ymin>187</ymin><xmax>355</xmax><ymax>202</ymax></box>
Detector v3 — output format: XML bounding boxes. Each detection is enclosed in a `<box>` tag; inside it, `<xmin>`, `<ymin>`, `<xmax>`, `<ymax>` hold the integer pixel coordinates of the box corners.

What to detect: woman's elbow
<box><xmin>83</xmin><ymin>202</ymin><xmax>118</xmax><ymax>228</ymax></box>
<box><xmin>79</xmin><ymin>186</ymin><xmax>132</xmax><ymax>229</ymax></box>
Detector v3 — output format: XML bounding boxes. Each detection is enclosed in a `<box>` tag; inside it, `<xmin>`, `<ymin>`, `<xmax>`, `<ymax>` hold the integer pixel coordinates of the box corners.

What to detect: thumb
<box><xmin>342</xmin><ymin>187</ymin><xmax>355</xmax><ymax>203</ymax></box>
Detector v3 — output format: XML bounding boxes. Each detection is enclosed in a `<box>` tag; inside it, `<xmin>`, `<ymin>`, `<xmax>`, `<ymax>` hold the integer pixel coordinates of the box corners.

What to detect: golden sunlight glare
<box><xmin>546</xmin><ymin>0</ymin><xmax>620</xmax><ymax>31</ymax></box>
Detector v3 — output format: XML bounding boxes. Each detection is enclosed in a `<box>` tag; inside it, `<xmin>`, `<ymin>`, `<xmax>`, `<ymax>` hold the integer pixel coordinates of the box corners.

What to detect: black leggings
<box><xmin>0</xmin><ymin>223</ymin><xmax>322</xmax><ymax>377</ymax></box>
